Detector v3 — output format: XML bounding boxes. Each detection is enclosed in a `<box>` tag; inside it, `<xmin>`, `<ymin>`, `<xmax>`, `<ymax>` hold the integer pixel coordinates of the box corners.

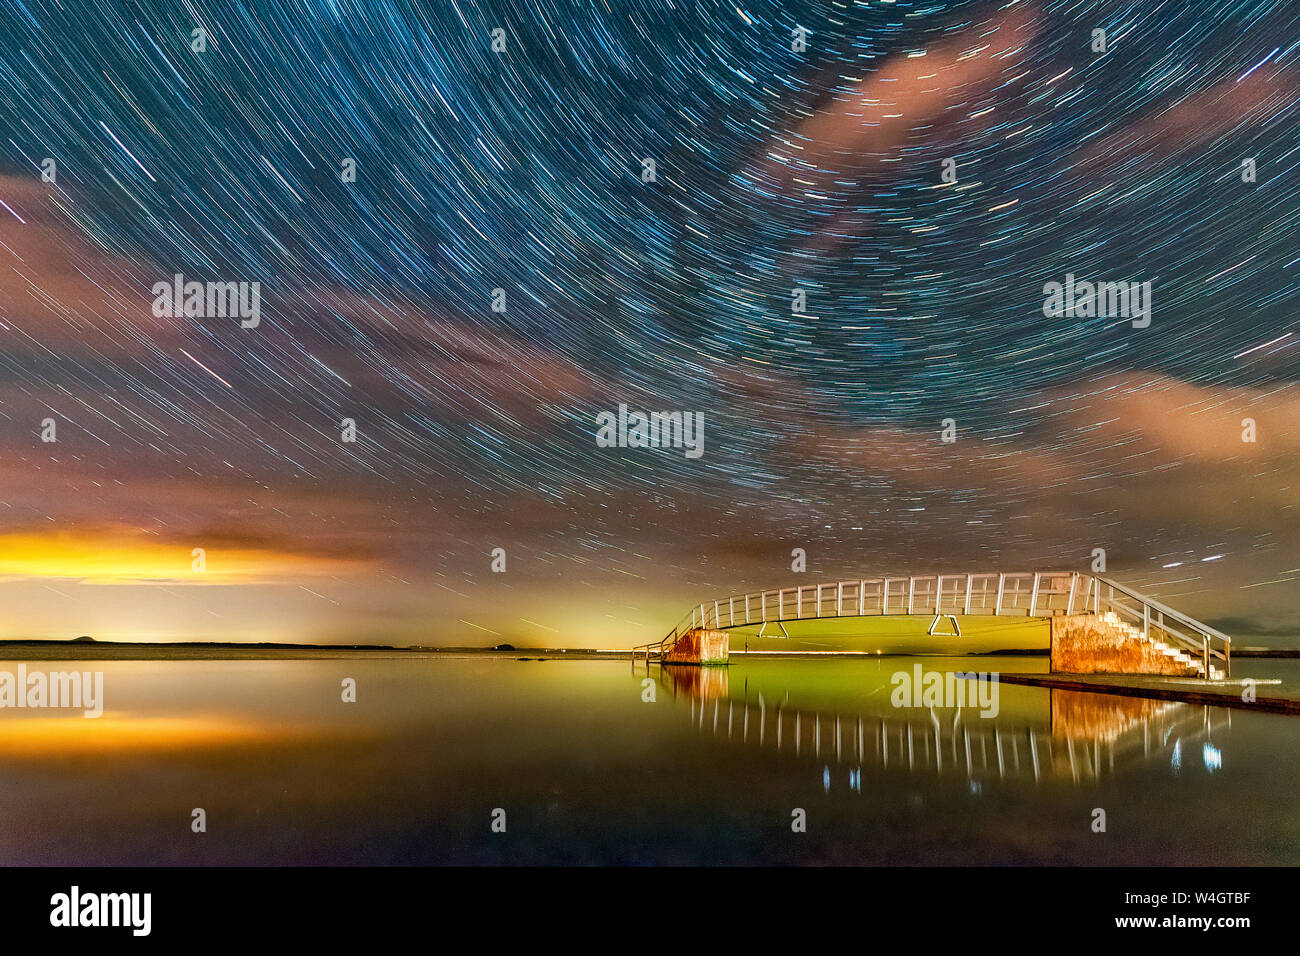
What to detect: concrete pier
<box><xmin>1050</xmin><ymin>613</ymin><xmax>1202</xmax><ymax>677</ymax></box>
<box><xmin>662</xmin><ymin>627</ymin><xmax>729</xmax><ymax>665</ymax></box>
<box><xmin>974</xmin><ymin>672</ymin><xmax>1297</xmax><ymax>715</ymax></box>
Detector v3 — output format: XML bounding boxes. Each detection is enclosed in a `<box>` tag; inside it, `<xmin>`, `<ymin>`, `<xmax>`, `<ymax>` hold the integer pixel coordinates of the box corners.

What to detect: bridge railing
<box><xmin>660</xmin><ymin>571</ymin><xmax>1086</xmax><ymax>643</ymax></box>
<box><xmin>645</xmin><ymin>571</ymin><xmax>1231</xmax><ymax>677</ymax></box>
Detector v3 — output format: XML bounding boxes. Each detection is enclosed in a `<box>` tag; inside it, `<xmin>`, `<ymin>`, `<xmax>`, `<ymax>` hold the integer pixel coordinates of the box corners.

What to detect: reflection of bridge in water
<box><xmin>651</xmin><ymin>666</ymin><xmax>1230</xmax><ymax>785</ymax></box>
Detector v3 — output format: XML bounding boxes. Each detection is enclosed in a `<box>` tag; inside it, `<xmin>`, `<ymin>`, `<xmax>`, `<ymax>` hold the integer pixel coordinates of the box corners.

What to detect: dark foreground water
<box><xmin>0</xmin><ymin>655</ymin><xmax>1296</xmax><ymax>865</ymax></box>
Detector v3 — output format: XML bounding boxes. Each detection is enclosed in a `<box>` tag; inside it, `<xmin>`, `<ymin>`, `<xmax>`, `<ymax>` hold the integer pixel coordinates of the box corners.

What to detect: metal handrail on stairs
<box><xmin>1090</xmin><ymin>575</ymin><xmax>1231</xmax><ymax>678</ymax></box>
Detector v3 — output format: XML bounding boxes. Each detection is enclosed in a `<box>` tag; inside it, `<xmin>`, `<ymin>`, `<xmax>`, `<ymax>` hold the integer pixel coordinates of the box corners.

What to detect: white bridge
<box><xmin>637</xmin><ymin>572</ymin><xmax>1231</xmax><ymax>679</ymax></box>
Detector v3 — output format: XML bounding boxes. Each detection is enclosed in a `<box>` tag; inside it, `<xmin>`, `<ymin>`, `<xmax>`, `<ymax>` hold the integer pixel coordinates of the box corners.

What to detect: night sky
<box><xmin>0</xmin><ymin>0</ymin><xmax>1297</xmax><ymax>646</ymax></box>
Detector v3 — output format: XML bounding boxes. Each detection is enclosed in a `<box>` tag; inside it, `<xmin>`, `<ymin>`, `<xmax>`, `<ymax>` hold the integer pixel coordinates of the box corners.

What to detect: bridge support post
<box><xmin>927</xmin><ymin>614</ymin><xmax>961</xmax><ymax>637</ymax></box>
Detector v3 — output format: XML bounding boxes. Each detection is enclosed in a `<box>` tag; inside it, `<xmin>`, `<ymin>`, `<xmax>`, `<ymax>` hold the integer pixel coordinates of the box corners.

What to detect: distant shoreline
<box><xmin>0</xmin><ymin>640</ymin><xmax>1294</xmax><ymax>661</ymax></box>
<box><xmin>0</xmin><ymin>642</ymin><xmax>1048</xmax><ymax>661</ymax></box>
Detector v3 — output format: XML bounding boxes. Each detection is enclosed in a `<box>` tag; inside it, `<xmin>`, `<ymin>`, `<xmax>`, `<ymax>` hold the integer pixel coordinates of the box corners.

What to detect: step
<box><xmin>1096</xmin><ymin>610</ymin><xmax>1221</xmax><ymax>678</ymax></box>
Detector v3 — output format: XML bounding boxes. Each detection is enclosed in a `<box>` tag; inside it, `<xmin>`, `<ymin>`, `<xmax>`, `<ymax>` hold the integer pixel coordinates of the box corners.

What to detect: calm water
<box><xmin>0</xmin><ymin>655</ymin><xmax>1297</xmax><ymax>865</ymax></box>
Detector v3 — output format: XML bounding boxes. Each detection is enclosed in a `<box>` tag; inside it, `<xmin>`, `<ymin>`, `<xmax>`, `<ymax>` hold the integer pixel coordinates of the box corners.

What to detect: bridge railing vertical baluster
<box><xmin>907</xmin><ymin>576</ymin><xmax>915</xmax><ymax>615</ymax></box>
<box><xmin>995</xmin><ymin>574</ymin><xmax>1005</xmax><ymax>616</ymax></box>
<box><xmin>1029</xmin><ymin>572</ymin><xmax>1040</xmax><ymax>617</ymax></box>
<box><xmin>964</xmin><ymin>574</ymin><xmax>973</xmax><ymax>615</ymax></box>
<box><xmin>859</xmin><ymin>580</ymin><xmax>865</xmax><ymax>616</ymax></box>
<box><xmin>837</xmin><ymin>581</ymin><xmax>843</xmax><ymax>616</ymax></box>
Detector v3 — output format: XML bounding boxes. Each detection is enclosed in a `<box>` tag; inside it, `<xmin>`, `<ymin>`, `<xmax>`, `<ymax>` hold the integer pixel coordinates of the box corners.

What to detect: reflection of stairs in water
<box><xmin>658</xmin><ymin>663</ymin><xmax>730</xmax><ymax>700</ymax></box>
<box><xmin>677</xmin><ymin>690</ymin><xmax>1229</xmax><ymax>786</ymax></box>
<box><xmin>1051</xmin><ymin>686</ymin><xmax>1180</xmax><ymax>741</ymax></box>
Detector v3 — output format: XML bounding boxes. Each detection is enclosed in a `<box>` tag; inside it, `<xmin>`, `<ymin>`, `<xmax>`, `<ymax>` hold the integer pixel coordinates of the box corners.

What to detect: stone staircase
<box><xmin>1100</xmin><ymin>611</ymin><xmax>1224</xmax><ymax>680</ymax></box>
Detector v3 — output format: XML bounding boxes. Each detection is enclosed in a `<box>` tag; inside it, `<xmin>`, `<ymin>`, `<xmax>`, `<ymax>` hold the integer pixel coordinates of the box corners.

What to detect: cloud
<box><xmin>0</xmin><ymin>173</ymin><xmax>603</xmax><ymax>434</ymax></box>
<box><xmin>0</xmin><ymin>175</ymin><xmax>180</xmax><ymax>355</ymax></box>
<box><xmin>743</xmin><ymin>3</ymin><xmax>1039</xmax><ymax>254</ymax></box>
<box><xmin>757</xmin><ymin>4</ymin><xmax>1039</xmax><ymax>198</ymax></box>
<box><xmin>1075</xmin><ymin>71</ymin><xmax>1298</xmax><ymax>173</ymax></box>
<box><xmin>793</xmin><ymin>372</ymin><xmax>1299</xmax><ymax>507</ymax></box>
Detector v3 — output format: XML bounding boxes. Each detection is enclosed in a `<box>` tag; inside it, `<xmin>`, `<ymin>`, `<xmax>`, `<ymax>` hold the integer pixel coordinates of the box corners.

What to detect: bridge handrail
<box><xmin>632</xmin><ymin>609</ymin><xmax>697</xmax><ymax>662</ymax></box>
<box><xmin>1093</xmin><ymin>575</ymin><xmax>1231</xmax><ymax>644</ymax></box>
<box><xmin>1092</xmin><ymin>575</ymin><xmax>1230</xmax><ymax>674</ymax></box>
<box><xmin>657</xmin><ymin>570</ymin><xmax>1081</xmax><ymax>643</ymax></box>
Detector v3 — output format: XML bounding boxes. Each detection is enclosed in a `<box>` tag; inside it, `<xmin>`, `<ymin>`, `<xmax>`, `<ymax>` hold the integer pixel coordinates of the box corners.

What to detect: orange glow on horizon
<box><xmin>0</xmin><ymin>530</ymin><xmax>368</xmax><ymax>585</ymax></box>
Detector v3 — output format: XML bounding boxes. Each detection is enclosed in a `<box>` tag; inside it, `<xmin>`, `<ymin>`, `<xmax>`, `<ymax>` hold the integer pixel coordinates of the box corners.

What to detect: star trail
<box><xmin>0</xmin><ymin>0</ymin><xmax>1297</xmax><ymax>646</ymax></box>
